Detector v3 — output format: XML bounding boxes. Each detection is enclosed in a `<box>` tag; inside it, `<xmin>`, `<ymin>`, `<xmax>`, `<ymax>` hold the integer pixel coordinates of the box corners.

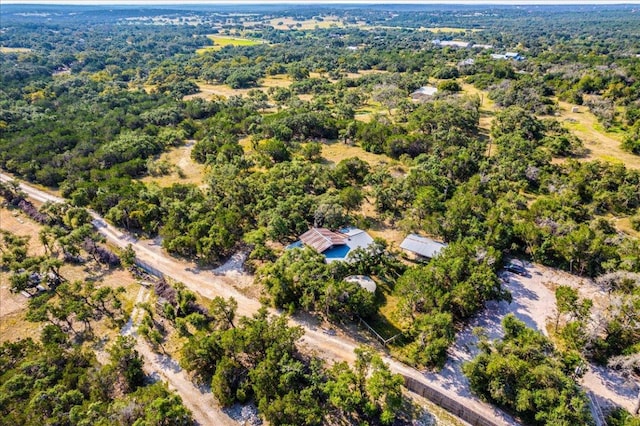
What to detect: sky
<box><xmin>1</xmin><ymin>0</ymin><xmax>638</xmax><ymax>4</ymax></box>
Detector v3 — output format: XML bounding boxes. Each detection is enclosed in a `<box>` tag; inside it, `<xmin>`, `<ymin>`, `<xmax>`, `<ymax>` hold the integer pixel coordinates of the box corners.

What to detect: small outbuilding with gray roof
<box><xmin>400</xmin><ymin>234</ymin><xmax>447</xmax><ymax>260</ymax></box>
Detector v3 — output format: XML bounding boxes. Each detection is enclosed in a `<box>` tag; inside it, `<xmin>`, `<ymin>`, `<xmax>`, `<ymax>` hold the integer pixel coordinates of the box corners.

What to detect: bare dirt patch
<box><xmin>428</xmin><ymin>261</ymin><xmax>639</xmax><ymax>415</ymax></box>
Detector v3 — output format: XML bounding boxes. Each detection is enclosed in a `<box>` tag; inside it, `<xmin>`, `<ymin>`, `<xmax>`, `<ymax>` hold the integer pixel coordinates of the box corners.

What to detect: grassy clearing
<box><xmin>461</xmin><ymin>83</ymin><xmax>640</xmax><ymax>170</ymax></box>
<box><xmin>186</xmin><ymin>74</ymin><xmax>293</xmax><ymax>101</ymax></box>
<box><xmin>460</xmin><ymin>83</ymin><xmax>496</xmax><ymax>135</ymax></box>
<box><xmin>0</xmin><ymin>46</ymin><xmax>32</xmax><ymax>53</ymax></box>
<box><xmin>140</xmin><ymin>142</ymin><xmax>207</xmax><ymax>188</ymax></box>
<box><xmin>460</xmin><ymin>83</ymin><xmax>496</xmax><ymax>112</ymax></box>
<box><xmin>196</xmin><ymin>35</ymin><xmax>263</xmax><ymax>54</ymax></box>
<box><xmin>263</xmin><ymin>16</ymin><xmax>344</xmax><ymax>30</ymax></box>
<box><xmin>556</xmin><ymin>100</ymin><xmax>640</xmax><ymax>170</ymax></box>
<box><xmin>321</xmin><ymin>141</ymin><xmax>391</xmax><ymax>167</ymax></box>
<box><xmin>371</xmin><ymin>292</ymin><xmax>403</xmax><ymax>340</ymax></box>
<box><xmin>612</xmin><ymin>216</ymin><xmax>640</xmax><ymax>239</ymax></box>
<box><xmin>421</xmin><ymin>27</ymin><xmax>482</xmax><ymax>33</ymax></box>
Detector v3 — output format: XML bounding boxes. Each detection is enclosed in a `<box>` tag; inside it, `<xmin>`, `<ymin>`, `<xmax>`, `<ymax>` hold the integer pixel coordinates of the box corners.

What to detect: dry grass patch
<box><xmin>187</xmin><ymin>83</ymin><xmax>255</xmax><ymax>100</ymax></box>
<box><xmin>0</xmin><ymin>46</ymin><xmax>32</xmax><ymax>53</ymax></box>
<box><xmin>612</xmin><ymin>216</ymin><xmax>640</xmax><ymax>239</ymax></box>
<box><xmin>196</xmin><ymin>35</ymin><xmax>264</xmax><ymax>54</ymax></box>
<box><xmin>262</xmin><ymin>74</ymin><xmax>293</xmax><ymax>88</ymax></box>
<box><xmin>188</xmin><ymin>75</ymin><xmax>292</xmax><ymax>101</ymax></box>
<box><xmin>460</xmin><ymin>85</ymin><xmax>640</xmax><ymax>170</ymax></box>
<box><xmin>321</xmin><ymin>141</ymin><xmax>391</xmax><ymax>167</ymax></box>
<box><xmin>422</xmin><ymin>27</ymin><xmax>482</xmax><ymax>33</ymax></box>
<box><xmin>460</xmin><ymin>83</ymin><xmax>496</xmax><ymax>112</ymax></box>
<box><xmin>0</xmin><ymin>205</ymin><xmax>141</xmax><ymax>344</ymax></box>
<box><xmin>140</xmin><ymin>142</ymin><xmax>207</xmax><ymax>188</ymax></box>
<box><xmin>265</xmin><ymin>16</ymin><xmax>344</xmax><ymax>30</ymax></box>
<box><xmin>557</xmin><ymin>100</ymin><xmax>640</xmax><ymax>170</ymax></box>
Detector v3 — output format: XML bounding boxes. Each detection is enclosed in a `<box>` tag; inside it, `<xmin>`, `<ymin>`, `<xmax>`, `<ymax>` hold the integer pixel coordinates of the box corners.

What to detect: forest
<box><xmin>1</xmin><ymin>3</ymin><xmax>639</xmax><ymax>426</ymax></box>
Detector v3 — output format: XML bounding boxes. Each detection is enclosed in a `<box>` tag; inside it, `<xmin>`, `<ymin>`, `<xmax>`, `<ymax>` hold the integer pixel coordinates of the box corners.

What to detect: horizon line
<box><xmin>2</xmin><ymin>1</ymin><xmax>639</xmax><ymax>5</ymax></box>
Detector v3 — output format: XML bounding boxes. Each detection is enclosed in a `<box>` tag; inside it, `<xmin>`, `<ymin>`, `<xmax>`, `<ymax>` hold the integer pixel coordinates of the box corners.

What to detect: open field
<box><xmin>196</xmin><ymin>35</ymin><xmax>264</xmax><ymax>54</ymax></box>
<box><xmin>321</xmin><ymin>140</ymin><xmax>392</xmax><ymax>167</ymax></box>
<box><xmin>421</xmin><ymin>27</ymin><xmax>482</xmax><ymax>33</ymax></box>
<box><xmin>186</xmin><ymin>74</ymin><xmax>293</xmax><ymax>100</ymax></box>
<box><xmin>0</xmin><ymin>46</ymin><xmax>32</xmax><ymax>53</ymax></box>
<box><xmin>263</xmin><ymin>16</ymin><xmax>344</xmax><ymax>30</ymax></box>
<box><xmin>556</xmin><ymin>100</ymin><xmax>640</xmax><ymax>170</ymax></box>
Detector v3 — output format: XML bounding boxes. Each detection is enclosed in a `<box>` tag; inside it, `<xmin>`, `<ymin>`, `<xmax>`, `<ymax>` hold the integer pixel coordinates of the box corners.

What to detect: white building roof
<box><xmin>412</xmin><ymin>86</ymin><xmax>438</xmax><ymax>97</ymax></box>
<box><xmin>400</xmin><ymin>234</ymin><xmax>447</xmax><ymax>258</ymax></box>
<box><xmin>324</xmin><ymin>228</ymin><xmax>375</xmax><ymax>263</ymax></box>
<box><xmin>345</xmin><ymin>275</ymin><xmax>376</xmax><ymax>293</ymax></box>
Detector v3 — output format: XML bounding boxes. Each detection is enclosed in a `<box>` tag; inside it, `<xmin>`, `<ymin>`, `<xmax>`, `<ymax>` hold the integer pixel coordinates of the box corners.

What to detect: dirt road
<box><xmin>122</xmin><ymin>286</ymin><xmax>237</xmax><ymax>426</ymax></box>
<box><xmin>432</xmin><ymin>261</ymin><xmax>638</xmax><ymax>415</ymax></box>
<box><xmin>0</xmin><ymin>173</ymin><xmax>521</xmax><ymax>425</ymax></box>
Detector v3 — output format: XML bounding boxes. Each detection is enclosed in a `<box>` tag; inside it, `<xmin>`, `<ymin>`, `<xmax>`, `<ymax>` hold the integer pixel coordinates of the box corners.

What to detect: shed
<box><xmin>400</xmin><ymin>234</ymin><xmax>447</xmax><ymax>259</ymax></box>
<box><xmin>344</xmin><ymin>275</ymin><xmax>376</xmax><ymax>293</ymax></box>
<box><xmin>411</xmin><ymin>86</ymin><xmax>438</xmax><ymax>101</ymax></box>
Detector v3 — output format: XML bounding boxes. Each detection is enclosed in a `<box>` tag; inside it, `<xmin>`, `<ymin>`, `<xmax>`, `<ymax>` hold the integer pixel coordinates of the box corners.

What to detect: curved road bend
<box><xmin>1</xmin><ymin>173</ymin><xmax>518</xmax><ymax>426</ymax></box>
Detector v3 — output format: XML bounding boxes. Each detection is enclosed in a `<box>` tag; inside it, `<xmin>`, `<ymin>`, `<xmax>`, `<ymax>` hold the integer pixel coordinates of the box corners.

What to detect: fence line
<box><xmin>587</xmin><ymin>391</ymin><xmax>606</xmax><ymax>426</ymax></box>
<box><xmin>404</xmin><ymin>376</ymin><xmax>504</xmax><ymax>426</ymax></box>
<box><xmin>357</xmin><ymin>316</ymin><xmax>401</xmax><ymax>347</ymax></box>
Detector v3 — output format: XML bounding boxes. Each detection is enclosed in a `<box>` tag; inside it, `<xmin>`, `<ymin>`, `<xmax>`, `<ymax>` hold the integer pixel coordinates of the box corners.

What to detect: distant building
<box><xmin>400</xmin><ymin>234</ymin><xmax>447</xmax><ymax>260</ymax></box>
<box><xmin>492</xmin><ymin>52</ymin><xmax>524</xmax><ymax>61</ymax></box>
<box><xmin>411</xmin><ymin>86</ymin><xmax>438</xmax><ymax>101</ymax></box>
<box><xmin>432</xmin><ymin>39</ymin><xmax>471</xmax><ymax>48</ymax></box>
<box><xmin>291</xmin><ymin>227</ymin><xmax>375</xmax><ymax>263</ymax></box>
<box><xmin>472</xmin><ymin>43</ymin><xmax>493</xmax><ymax>50</ymax></box>
<box><xmin>458</xmin><ymin>58</ymin><xmax>475</xmax><ymax>66</ymax></box>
